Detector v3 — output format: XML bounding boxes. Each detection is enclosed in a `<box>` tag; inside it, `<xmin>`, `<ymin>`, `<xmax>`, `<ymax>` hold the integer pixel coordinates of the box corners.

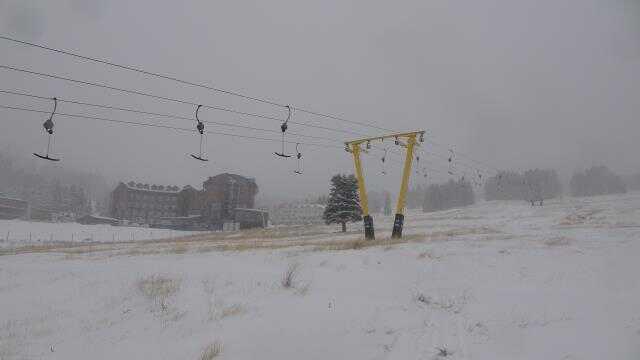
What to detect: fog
<box><xmin>1</xmin><ymin>0</ymin><xmax>639</xmax><ymax>201</ymax></box>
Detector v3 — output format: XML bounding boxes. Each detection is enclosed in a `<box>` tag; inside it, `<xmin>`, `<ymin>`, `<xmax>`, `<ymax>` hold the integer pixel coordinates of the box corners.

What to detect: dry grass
<box><xmin>200</xmin><ymin>342</ymin><xmax>223</xmax><ymax>360</ymax></box>
<box><xmin>294</xmin><ymin>282</ymin><xmax>311</xmax><ymax>296</ymax></box>
<box><xmin>209</xmin><ymin>301</ymin><xmax>245</xmax><ymax>321</ymax></box>
<box><xmin>218</xmin><ymin>304</ymin><xmax>244</xmax><ymax>319</ymax></box>
<box><xmin>426</xmin><ymin>226</ymin><xmax>499</xmax><ymax>239</ymax></box>
<box><xmin>0</xmin><ymin>242</ymin><xmax>109</xmax><ymax>256</ymax></box>
<box><xmin>170</xmin><ymin>243</ymin><xmax>188</xmax><ymax>254</ymax></box>
<box><xmin>2</xmin><ymin>226</ymin><xmax>436</xmax><ymax>258</ymax></box>
<box><xmin>225</xmin><ymin>226</ymin><xmax>328</xmax><ymax>240</ymax></box>
<box><xmin>312</xmin><ymin>233</ymin><xmax>426</xmax><ymax>252</ymax></box>
<box><xmin>137</xmin><ymin>275</ymin><xmax>181</xmax><ymax>310</ymax></box>
<box><xmin>282</xmin><ymin>263</ymin><xmax>299</xmax><ymax>288</ymax></box>
<box><xmin>0</xmin><ymin>224</ymin><xmax>333</xmax><ymax>257</ymax></box>
<box><xmin>280</xmin><ymin>263</ymin><xmax>312</xmax><ymax>294</ymax></box>
<box><xmin>557</xmin><ymin>209</ymin><xmax>604</xmax><ymax>226</ymax></box>
<box><xmin>202</xmin><ymin>279</ymin><xmax>246</xmax><ymax>321</ymax></box>
<box><xmin>417</xmin><ymin>251</ymin><xmax>441</xmax><ymax>260</ymax></box>
<box><xmin>544</xmin><ymin>236</ymin><xmax>573</xmax><ymax>247</ymax></box>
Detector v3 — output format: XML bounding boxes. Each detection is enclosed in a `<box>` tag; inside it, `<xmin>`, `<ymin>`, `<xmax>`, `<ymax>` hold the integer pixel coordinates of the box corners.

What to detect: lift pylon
<box><xmin>349</xmin><ymin>143</ymin><xmax>375</xmax><ymax>239</ymax></box>
<box><xmin>345</xmin><ymin>130</ymin><xmax>425</xmax><ymax>240</ymax></box>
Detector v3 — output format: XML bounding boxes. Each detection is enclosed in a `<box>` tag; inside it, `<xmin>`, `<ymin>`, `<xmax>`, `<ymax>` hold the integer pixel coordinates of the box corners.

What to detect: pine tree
<box><xmin>323</xmin><ymin>174</ymin><xmax>362</xmax><ymax>232</ymax></box>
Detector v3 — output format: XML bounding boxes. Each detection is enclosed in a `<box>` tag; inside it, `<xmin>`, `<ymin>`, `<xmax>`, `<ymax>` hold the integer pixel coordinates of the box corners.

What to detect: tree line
<box><xmin>569</xmin><ymin>165</ymin><xmax>626</xmax><ymax>197</ymax></box>
<box><xmin>0</xmin><ymin>150</ymin><xmax>110</xmax><ymax>215</ymax></box>
<box><xmin>422</xmin><ymin>179</ymin><xmax>475</xmax><ymax>212</ymax></box>
<box><xmin>484</xmin><ymin>169</ymin><xmax>562</xmax><ymax>204</ymax></box>
<box><xmin>320</xmin><ymin>164</ymin><xmax>634</xmax><ymax>230</ymax></box>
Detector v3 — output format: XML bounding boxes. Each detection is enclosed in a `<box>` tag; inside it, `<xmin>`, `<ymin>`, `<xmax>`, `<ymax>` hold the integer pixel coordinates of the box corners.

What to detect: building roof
<box><xmin>120</xmin><ymin>182</ymin><xmax>180</xmax><ymax>193</ymax></box>
<box><xmin>205</xmin><ymin>173</ymin><xmax>256</xmax><ymax>184</ymax></box>
<box><xmin>157</xmin><ymin>215</ymin><xmax>202</xmax><ymax>220</ymax></box>
<box><xmin>273</xmin><ymin>202</ymin><xmax>325</xmax><ymax>209</ymax></box>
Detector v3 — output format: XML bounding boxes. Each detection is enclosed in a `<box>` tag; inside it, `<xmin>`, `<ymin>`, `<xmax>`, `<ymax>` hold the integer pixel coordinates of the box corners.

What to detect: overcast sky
<box><xmin>1</xmin><ymin>0</ymin><xmax>639</xmax><ymax>200</ymax></box>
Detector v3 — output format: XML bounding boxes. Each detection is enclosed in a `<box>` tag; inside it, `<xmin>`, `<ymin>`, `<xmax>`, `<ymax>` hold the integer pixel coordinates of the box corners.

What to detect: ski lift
<box><xmin>417</xmin><ymin>154</ymin><xmax>428</xmax><ymax>180</ymax></box>
<box><xmin>274</xmin><ymin>105</ymin><xmax>292</xmax><ymax>158</ymax></box>
<box><xmin>33</xmin><ymin>97</ymin><xmax>60</xmax><ymax>161</ymax></box>
<box><xmin>190</xmin><ymin>105</ymin><xmax>208</xmax><ymax>161</ymax></box>
<box><xmin>394</xmin><ymin>136</ymin><xmax>400</xmax><ymax>146</ymax></box>
<box><xmin>294</xmin><ymin>143</ymin><xmax>303</xmax><ymax>174</ymax></box>
<box><xmin>471</xmin><ymin>171</ymin><xmax>480</xmax><ymax>187</ymax></box>
<box><xmin>381</xmin><ymin>148</ymin><xmax>387</xmax><ymax>175</ymax></box>
<box><xmin>366</xmin><ymin>140</ymin><xmax>371</xmax><ymax>150</ymax></box>
<box><xmin>447</xmin><ymin>148</ymin><xmax>456</xmax><ymax>175</ymax></box>
<box><xmin>475</xmin><ymin>170</ymin><xmax>483</xmax><ymax>187</ymax></box>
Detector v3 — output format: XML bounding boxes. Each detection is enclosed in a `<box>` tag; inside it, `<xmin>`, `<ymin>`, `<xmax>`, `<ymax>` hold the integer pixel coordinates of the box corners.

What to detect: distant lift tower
<box><xmin>345</xmin><ymin>130</ymin><xmax>425</xmax><ymax>239</ymax></box>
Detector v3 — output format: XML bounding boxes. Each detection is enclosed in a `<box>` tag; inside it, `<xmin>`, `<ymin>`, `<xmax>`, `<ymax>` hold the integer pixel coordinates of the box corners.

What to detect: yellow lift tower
<box><xmin>345</xmin><ymin>130</ymin><xmax>425</xmax><ymax>239</ymax></box>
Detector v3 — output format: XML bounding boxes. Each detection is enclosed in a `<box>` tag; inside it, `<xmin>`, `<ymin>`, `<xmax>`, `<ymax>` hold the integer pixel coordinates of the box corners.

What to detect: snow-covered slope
<box><xmin>0</xmin><ymin>219</ymin><xmax>200</xmax><ymax>248</ymax></box>
<box><xmin>1</xmin><ymin>193</ymin><xmax>639</xmax><ymax>359</ymax></box>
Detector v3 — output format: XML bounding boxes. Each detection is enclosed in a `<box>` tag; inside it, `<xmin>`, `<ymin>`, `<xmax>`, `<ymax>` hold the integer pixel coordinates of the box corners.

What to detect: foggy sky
<box><xmin>1</xmin><ymin>0</ymin><xmax>639</xmax><ymax>201</ymax></box>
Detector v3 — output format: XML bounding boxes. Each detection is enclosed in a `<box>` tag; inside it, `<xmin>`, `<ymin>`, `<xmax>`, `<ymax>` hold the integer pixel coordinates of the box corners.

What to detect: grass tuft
<box><xmin>137</xmin><ymin>275</ymin><xmax>181</xmax><ymax>310</ymax></box>
<box><xmin>281</xmin><ymin>263</ymin><xmax>299</xmax><ymax>288</ymax></box>
<box><xmin>436</xmin><ymin>346</ymin><xmax>453</xmax><ymax>357</ymax></box>
<box><xmin>544</xmin><ymin>236</ymin><xmax>572</xmax><ymax>247</ymax></box>
<box><xmin>200</xmin><ymin>342</ymin><xmax>223</xmax><ymax>360</ymax></box>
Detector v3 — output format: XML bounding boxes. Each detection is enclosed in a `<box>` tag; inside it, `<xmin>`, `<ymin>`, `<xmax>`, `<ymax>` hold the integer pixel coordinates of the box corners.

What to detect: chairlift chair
<box><xmin>274</xmin><ymin>105</ymin><xmax>292</xmax><ymax>158</ymax></box>
<box><xmin>447</xmin><ymin>148</ymin><xmax>456</xmax><ymax>175</ymax></box>
<box><xmin>33</xmin><ymin>97</ymin><xmax>60</xmax><ymax>161</ymax></box>
<box><xmin>190</xmin><ymin>105</ymin><xmax>209</xmax><ymax>161</ymax></box>
<box><xmin>474</xmin><ymin>170</ymin><xmax>483</xmax><ymax>187</ymax></box>
<box><xmin>294</xmin><ymin>143</ymin><xmax>303</xmax><ymax>174</ymax></box>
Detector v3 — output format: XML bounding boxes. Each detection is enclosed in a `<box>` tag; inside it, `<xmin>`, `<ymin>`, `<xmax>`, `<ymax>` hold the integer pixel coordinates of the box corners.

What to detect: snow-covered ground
<box><xmin>1</xmin><ymin>192</ymin><xmax>640</xmax><ymax>359</ymax></box>
<box><xmin>0</xmin><ymin>219</ymin><xmax>200</xmax><ymax>248</ymax></box>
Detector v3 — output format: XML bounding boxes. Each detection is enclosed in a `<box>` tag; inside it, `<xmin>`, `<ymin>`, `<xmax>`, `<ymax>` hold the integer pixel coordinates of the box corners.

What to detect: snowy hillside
<box><xmin>0</xmin><ymin>219</ymin><xmax>201</xmax><ymax>248</ymax></box>
<box><xmin>1</xmin><ymin>192</ymin><xmax>639</xmax><ymax>359</ymax></box>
